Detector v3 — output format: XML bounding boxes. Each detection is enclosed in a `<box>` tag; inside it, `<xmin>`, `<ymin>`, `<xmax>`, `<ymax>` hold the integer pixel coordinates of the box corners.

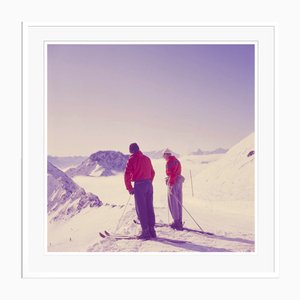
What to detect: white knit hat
<box><xmin>163</xmin><ymin>148</ymin><xmax>172</xmax><ymax>155</ymax></box>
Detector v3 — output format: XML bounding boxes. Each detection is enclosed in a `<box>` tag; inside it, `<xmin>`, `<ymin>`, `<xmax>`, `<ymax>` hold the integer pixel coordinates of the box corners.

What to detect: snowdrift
<box><xmin>194</xmin><ymin>133</ymin><xmax>255</xmax><ymax>202</ymax></box>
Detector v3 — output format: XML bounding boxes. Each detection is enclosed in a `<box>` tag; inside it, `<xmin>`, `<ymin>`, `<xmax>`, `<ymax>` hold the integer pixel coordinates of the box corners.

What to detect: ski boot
<box><xmin>170</xmin><ymin>220</ymin><xmax>183</xmax><ymax>231</ymax></box>
<box><xmin>149</xmin><ymin>227</ymin><xmax>157</xmax><ymax>238</ymax></box>
<box><xmin>137</xmin><ymin>228</ymin><xmax>151</xmax><ymax>240</ymax></box>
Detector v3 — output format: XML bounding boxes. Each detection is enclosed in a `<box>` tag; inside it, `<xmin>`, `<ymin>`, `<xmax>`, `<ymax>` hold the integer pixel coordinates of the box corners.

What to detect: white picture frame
<box><xmin>22</xmin><ymin>24</ymin><xmax>276</xmax><ymax>278</ymax></box>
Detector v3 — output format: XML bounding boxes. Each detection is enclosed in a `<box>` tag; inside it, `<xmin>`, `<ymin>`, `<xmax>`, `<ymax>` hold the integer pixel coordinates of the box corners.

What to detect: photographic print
<box><xmin>47</xmin><ymin>44</ymin><xmax>255</xmax><ymax>253</ymax></box>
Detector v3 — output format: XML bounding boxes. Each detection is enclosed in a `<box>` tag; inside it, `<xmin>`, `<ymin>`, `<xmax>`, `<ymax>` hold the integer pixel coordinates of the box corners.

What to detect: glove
<box><xmin>165</xmin><ymin>177</ymin><xmax>169</xmax><ymax>185</ymax></box>
<box><xmin>129</xmin><ymin>189</ymin><xmax>135</xmax><ymax>195</ymax></box>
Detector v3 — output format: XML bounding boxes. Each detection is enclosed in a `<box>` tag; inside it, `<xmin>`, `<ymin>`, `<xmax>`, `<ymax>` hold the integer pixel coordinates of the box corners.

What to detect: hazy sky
<box><xmin>48</xmin><ymin>44</ymin><xmax>254</xmax><ymax>156</ymax></box>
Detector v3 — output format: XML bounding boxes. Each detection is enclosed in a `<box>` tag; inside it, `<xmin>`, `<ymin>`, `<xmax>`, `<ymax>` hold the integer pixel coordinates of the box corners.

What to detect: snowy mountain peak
<box><xmin>66</xmin><ymin>150</ymin><xmax>129</xmax><ymax>177</ymax></box>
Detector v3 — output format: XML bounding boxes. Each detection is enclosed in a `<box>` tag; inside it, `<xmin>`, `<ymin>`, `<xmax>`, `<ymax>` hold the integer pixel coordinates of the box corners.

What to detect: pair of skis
<box><xmin>133</xmin><ymin>220</ymin><xmax>214</xmax><ymax>236</ymax></box>
<box><xmin>98</xmin><ymin>230</ymin><xmax>187</xmax><ymax>244</ymax></box>
<box><xmin>99</xmin><ymin>230</ymin><xmax>137</xmax><ymax>240</ymax></box>
<box><xmin>99</xmin><ymin>220</ymin><xmax>214</xmax><ymax>243</ymax></box>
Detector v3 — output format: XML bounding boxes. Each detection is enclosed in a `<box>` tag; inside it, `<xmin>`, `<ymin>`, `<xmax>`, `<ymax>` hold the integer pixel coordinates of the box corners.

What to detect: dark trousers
<box><xmin>134</xmin><ymin>180</ymin><xmax>155</xmax><ymax>231</ymax></box>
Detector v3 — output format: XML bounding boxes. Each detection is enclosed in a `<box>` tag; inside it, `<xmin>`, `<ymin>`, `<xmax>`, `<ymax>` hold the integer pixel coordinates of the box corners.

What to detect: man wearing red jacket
<box><xmin>124</xmin><ymin>143</ymin><xmax>156</xmax><ymax>240</ymax></box>
<box><xmin>163</xmin><ymin>149</ymin><xmax>185</xmax><ymax>230</ymax></box>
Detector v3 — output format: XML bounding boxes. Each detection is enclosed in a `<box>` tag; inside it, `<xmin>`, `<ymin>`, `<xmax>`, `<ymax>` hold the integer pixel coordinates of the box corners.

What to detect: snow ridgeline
<box><xmin>194</xmin><ymin>132</ymin><xmax>255</xmax><ymax>202</ymax></box>
<box><xmin>48</xmin><ymin>162</ymin><xmax>102</xmax><ymax>222</ymax></box>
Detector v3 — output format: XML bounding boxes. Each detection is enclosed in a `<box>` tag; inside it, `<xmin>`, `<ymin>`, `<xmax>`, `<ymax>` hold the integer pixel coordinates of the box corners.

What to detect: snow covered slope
<box><xmin>66</xmin><ymin>151</ymin><xmax>129</xmax><ymax>177</ymax></box>
<box><xmin>194</xmin><ymin>132</ymin><xmax>255</xmax><ymax>202</ymax></box>
<box><xmin>48</xmin><ymin>162</ymin><xmax>102</xmax><ymax>222</ymax></box>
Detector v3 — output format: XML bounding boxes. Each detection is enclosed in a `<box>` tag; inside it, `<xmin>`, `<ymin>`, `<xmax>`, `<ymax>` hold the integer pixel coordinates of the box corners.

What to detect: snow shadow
<box><xmin>206</xmin><ymin>234</ymin><xmax>254</xmax><ymax>245</ymax></box>
<box><xmin>153</xmin><ymin>237</ymin><xmax>231</xmax><ymax>252</ymax></box>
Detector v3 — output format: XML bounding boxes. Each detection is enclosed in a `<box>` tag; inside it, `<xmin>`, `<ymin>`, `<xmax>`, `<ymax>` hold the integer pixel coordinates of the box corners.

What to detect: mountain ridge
<box><xmin>191</xmin><ymin>147</ymin><xmax>228</xmax><ymax>156</ymax></box>
<box><xmin>66</xmin><ymin>150</ymin><xmax>129</xmax><ymax>177</ymax></box>
<box><xmin>48</xmin><ymin>161</ymin><xmax>102</xmax><ymax>222</ymax></box>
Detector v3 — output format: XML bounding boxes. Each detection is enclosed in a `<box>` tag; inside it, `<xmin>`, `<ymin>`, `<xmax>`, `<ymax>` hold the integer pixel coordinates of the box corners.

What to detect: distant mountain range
<box><xmin>66</xmin><ymin>150</ymin><xmax>129</xmax><ymax>177</ymax></box>
<box><xmin>144</xmin><ymin>149</ymin><xmax>180</xmax><ymax>159</ymax></box>
<box><xmin>48</xmin><ymin>155</ymin><xmax>87</xmax><ymax>170</ymax></box>
<box><xmin>47</xmin><ymin>162</ymin><xmax>102</xmax><ymax>222</ymax></box>
<box><xmin>191</xmin><ymin>147</ymin><xmax>228</xmax><ymax>155</ymax></box>
<box><xmin>48</xmin><ymin>147</ymin><xmax>227</xmax><ymax>180</ymax></box>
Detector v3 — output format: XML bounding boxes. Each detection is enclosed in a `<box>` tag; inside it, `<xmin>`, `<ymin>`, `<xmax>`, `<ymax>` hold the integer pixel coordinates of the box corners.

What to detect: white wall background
<box><xmin>0</xmin><ymin>0</ymin><xmax>299</xmax><ymax>299</ymax></box>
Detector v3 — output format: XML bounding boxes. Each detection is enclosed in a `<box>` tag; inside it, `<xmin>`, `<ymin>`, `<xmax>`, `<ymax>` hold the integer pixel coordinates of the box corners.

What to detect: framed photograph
<box><xmin>22</xmin><ymin>24</ymin><xmax>276</xmax><ymax>278</ymax></box>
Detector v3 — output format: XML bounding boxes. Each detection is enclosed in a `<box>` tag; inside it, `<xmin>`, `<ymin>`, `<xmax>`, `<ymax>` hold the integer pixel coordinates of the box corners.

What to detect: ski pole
<box><xmin>173</xmin><ymin>197</ymin><xmax>204</xmax><ymax>232</ymax></box>
<box><xmin>166</xmin><ymin>177</ymin><xmax>170</xmax><ymax>224</ymax></box>
<box><xmin>190</xmin><ymin>170</ymin><xmax>194</xmax><ymax>197</ymax></box>
<box><xmin>167</xmin><ymin>203</ymin><xmax>170</xmax><ymax>224</ymax></box>
<box><xmin>114</xmin><ymin>194</ymin><xmax>131</xmax><ymax>234</ymax></box>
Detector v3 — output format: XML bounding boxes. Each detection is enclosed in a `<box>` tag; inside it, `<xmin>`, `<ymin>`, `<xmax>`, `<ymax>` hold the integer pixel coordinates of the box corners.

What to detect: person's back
<box><xmin>125</xmin><ymin>151</ymin><xmax>154</xmax><ymax>190</ymax></box>
<box><xmin>163</xmin><ymin>149</ymin><xmax>184</xmax><ymax>230</ymax></box>
<box><xmin>124</xmin><ymin>143</ymin><xmax>156</xmax><ymax>240</ymax></box>
<box><xmin>166</xmin><ymin>155</ymin><xmax>182</xmax><ymax>186</ymax></box>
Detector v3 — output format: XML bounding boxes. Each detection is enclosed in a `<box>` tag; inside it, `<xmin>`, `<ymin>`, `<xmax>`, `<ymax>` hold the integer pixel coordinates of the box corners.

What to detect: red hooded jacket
<box><xmin>166</xmin><ymin>155</ymin><xmax>181</xmax><ymax>186</ymax></box>
<box><xmin>124</xmin><ymin>151</ymin><xmax>155</xmax><ymax>191</ymax></box>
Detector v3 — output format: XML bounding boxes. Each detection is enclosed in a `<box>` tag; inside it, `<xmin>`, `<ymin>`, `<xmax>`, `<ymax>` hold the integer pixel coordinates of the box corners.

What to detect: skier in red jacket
<box><xmin>124</xmin><ymin>143</ymin><xmax>156</xmax><ymax>240</ymax></box>
<box><xmin>163</xmin><ymin>148</ymin><xmax>185</xmax><ymax>230</ymax></box>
